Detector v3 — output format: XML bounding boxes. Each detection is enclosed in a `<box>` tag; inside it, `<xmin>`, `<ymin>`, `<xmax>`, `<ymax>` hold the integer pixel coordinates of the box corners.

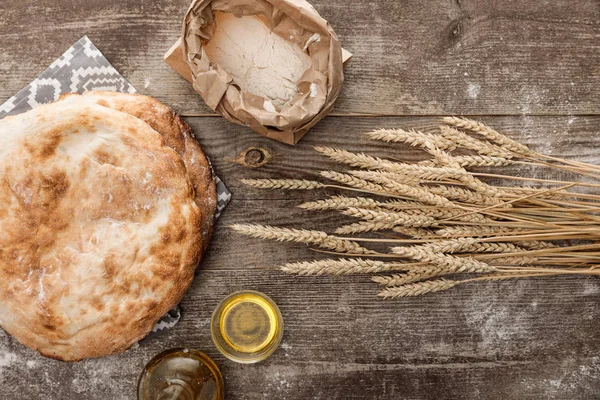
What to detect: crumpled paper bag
<box><xmin>180</xmin><ymin>0</ymin><xmax>347</xmax><ymax>144</ymax></box>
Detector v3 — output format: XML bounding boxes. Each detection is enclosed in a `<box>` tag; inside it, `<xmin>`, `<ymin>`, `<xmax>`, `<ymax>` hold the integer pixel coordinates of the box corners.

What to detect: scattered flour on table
<box><xmin>467</xmin><ymin>82</ymin><xmax>481</xmax><ymax>99</ymax></box>
<box><xmin>0</xmin><ymin>352</ymin><xmax>17</xmax><ymax>373</ymax></box>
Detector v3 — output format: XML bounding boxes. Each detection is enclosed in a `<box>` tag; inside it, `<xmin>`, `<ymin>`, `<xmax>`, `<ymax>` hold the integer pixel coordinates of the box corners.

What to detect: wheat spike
<box><xmin>442</xmin><ymin>117</ymin><xmax>532</xmax><ymax>155</ymax></box>
<box><xmin>335</xmin><ymin>221</ymin><xmax>397</xmax><ymax>234</ymax></box>
<box><xmin>453</xmin><ymin>155</ymin><xmax>513</xmax><ymax>168</ymax></box>
<box><xmin>419</xmin><ymin>155</ymin><xmax>512</xmax><ymax>168</ymax></box>
<box><xmin>365</xmin><ymin>128</ymin><xmax>456</xmax><ymax>150</ymax></box>
<box><xmin>392</xmin><ymin>246</ymin><xmax>496</xmax><ymax>273</ymax></box>
<box><xmin>342</xmin><ymin>207</ymin><xmax>439</xmax><ymax>227</ymax></box>
<box><xmin>353</xmin><ymin>173</ymin><xmax>457</xmax><ymax>208</ymax></box>
<box><xmin>392</xmin><ymin>226</ymin><xmax>436</xmax><ymax>238</ymax></box>
<box><xmin>230</xmin><ymin>224</ymin><xmax>373</xmax><ymax>254</ymax></box>
<box><xmin>439</xmin><ymin>125</ymin><xmax>513</xmax><ymax>158</ymax></box>
<box><xmin>398</xmin><ymin>207</ymin><xmax>492</xmax><ymax>223</ymax></box>
<box><xmin>372</xmin><ymin>268</ymin><xmax>448</xmax><ymax>286</ymax></box>
<box><xmin>436</xmin><ymin>226</ymin><xmax>517</xmax><ymax>237</ymax></box>
<box><xmin>421</xmin><ymin>239</ymin><xmax>523</xmax><ymax>254</ymax></box>
<box><xmin>378</xmin><ymin>279</ymin><xmax>459</xmax><ymax>298</ymax></box>
<box><xmin>350</xmin><ymin>170</ymin><xmax>421</xmax><ymax>186</ymax></box>
<box><xmin>281</xmin><ymin>258</ymin><xmax>407</xmax><ymax>275</ymax></box>
<box><xmin>299</xmin><ymin>196</ymin><xmax>381</xmax><ymax>211</ymax></box>
<box><xmin>504</xmin><ymin>187</ymin><xmax>564</xmax><ymax>199</ymax></box>
<box><xmin>314</xmin><ymin>147</ymin><xmax>466</xmax><ymax>181</ymax></box>
<box><xmin>241</xmin><ymin>178</ymin><xmax>325</xmax><ymax>190</ymax></box>
<box><xmin>428</xmin><ymin>185</ymin><xmax>505</xmax><ymax>206</ymax></box>
<box><xmin>299</xmin><ymin>196</ymin><xmax>418</xmax><ymax>211</ymax></box>
<box><xmin>319</xmin><ymin>171</ymin><xmax>391</xmax><ymax>194</ymax></box>
<box><xmin>488</xmin><ymin>256</ymin><xmax>538</xmax><ymax>265</ymax></box>
<box><xmin>515</xmin><ymin>240</ymin><xmax>557</xmax><ymax>250</ymax></box>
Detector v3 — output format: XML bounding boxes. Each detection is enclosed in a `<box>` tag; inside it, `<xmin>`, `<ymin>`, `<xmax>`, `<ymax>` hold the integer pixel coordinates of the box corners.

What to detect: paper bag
<box><xmin>178</xmin><ymin>0</ymin><xmax>348</xmax><ymax>144</ymax></box>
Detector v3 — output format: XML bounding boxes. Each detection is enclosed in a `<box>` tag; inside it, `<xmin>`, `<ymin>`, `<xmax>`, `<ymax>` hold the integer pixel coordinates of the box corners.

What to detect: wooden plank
<box><xmin>188</xmin><ymin>114</ymin><xmax>600</xmax><ymax>200</ymax></box>
<box><xmin>0</xmin><ymin>110</ymin><xmax>598</xmax><ymax>398</ymax></box>
<box><xmin>2</xmin><ymin>270</ymin><xmax>600</xmax><ymax>399</ymax></box>
<box><xmin>1</xmin><ymin>0</ymin><xmax>598</xmax><ymax>116</ymax></box>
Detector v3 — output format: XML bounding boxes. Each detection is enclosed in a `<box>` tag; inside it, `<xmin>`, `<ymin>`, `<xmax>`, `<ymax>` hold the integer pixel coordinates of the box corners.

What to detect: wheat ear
<box><xmin>335</xmin><ymin>221</ymin><xmax>398</xmax><ymax>234</ymax></box>
<box><xmin>442</xmin><ymin>117</ymin><xmax>532</xmax><ymax>155</ymax></box>
<box><xmin>436</xmin><ymin>226</ymin><xmax>517</xmax><ymax>237</ymax></box>
<box><xmin>342</xmin><ymin>207</ymin><xmax>439</xmax><ymax>227</ymax></box>
<box><xmin>392</xmin><ymin>246</ymin><xmax>496</xmax><ymax>273</ymax></box>
<box><xmin>365</xmin><ymin>128</ymin><xmax>456</xmax><ymax>150</ymax></box>
<box><xmin>378</xmin><ymin>279</ymin><xmax>459</xmax><ymax>298</ymax></box>
<box><xmin>241</xmin><ymin>178</ymin><xmax>325</xmax><ymax>190</ymax></box>
<box><xmin>427</xmin><ymin>185</ymin><xmax>505</xmax><ymax>206</ymax></box>
<box><xmin>230</xmin><ymin>224</ymin><xmax>373</xmax><ymax>254</ymax></box>
<box><xmin>314</xmin><ymin>147</ymin><xmax>466</xmax><ymax>181</ymax></box>
<box><xmin>319</xmin><ymin>171</ymin><xmax>390</xmax><ymax>194</ymax></box>
<box><xmin>439</xmin><ymin>125</ymin><xmax>513</xmax><ymax>158</ymax></box>
<box><xmin>420</xmin><ymin>238</ymin><xmax>523</xmax><ymax>254</ymax></box>
<box><xmin>281</xmin><ymin>258</ymin><xmax>407</xmax><ymax>275</ymax></box>
<box><xmin>372</xmin><ymin>268</ymin><xmax>448</xmax><ymax>286</ymax></box>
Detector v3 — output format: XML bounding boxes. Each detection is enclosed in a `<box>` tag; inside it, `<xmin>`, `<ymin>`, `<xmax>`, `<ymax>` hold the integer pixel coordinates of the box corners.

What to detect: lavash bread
<box><xmin>0</xmin><ymin>94</ymin><xmax>214</xmax><ymax>361</ymax></box>
<box><xmin>66</xmin><ymin>91</ymin><xmax>218</xmax><ymax>252</ymax></box>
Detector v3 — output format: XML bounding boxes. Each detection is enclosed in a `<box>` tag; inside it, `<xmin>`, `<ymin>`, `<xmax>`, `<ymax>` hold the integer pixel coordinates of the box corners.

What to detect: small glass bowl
<box><xmin>137</xmin><ymin>348</ymin><xmax>224</xmax><ymax>400</ymax></box>
<box><xmin>211</xmin><ymin>290</ymin><xmax>284</xmax><ymax>364</ymax></box>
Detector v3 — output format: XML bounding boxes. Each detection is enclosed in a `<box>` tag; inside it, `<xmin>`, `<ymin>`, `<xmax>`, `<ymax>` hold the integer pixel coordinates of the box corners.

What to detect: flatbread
<box><xmin>60</xmin><ymin>91</ymin><xmax>217</xmax><ymax>253</ymax></box>
<box><xmin>0</xmin><ymin>97</ymin><xmax>204</xmax><ymax>361</ymax></box>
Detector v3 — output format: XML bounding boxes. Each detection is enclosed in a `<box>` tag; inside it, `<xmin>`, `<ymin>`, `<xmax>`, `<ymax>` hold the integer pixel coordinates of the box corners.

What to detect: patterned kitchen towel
<box><xmin>0</xmin><ymin>36</ymin><xmax>231</xmax><ymax>336</ymax></box>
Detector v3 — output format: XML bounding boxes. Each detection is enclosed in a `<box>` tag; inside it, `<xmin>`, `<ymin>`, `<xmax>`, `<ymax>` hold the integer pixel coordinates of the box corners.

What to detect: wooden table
<box><xmin>1</xmin><ymin>0</ymin><xmax>600</xmax><ymax>398</ymax></box>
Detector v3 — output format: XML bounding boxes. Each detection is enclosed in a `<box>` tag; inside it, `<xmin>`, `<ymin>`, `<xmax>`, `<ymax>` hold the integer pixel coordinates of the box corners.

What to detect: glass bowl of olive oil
<box><xmin>211</xmin><ymin>290</ymin><xmax>283</xmax><ymax>363</ymax></box>
<box><xmin>137</xmin><ymin>348</ymin><xmax>224</xmax><ymax>400</ymax></box>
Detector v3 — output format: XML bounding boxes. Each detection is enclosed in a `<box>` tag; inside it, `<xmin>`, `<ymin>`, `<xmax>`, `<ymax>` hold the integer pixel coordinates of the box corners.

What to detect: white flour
<box><xmin>204</xmin><ymin>12</ymin><xmax>312</xmax><ymax>106</ymax></box>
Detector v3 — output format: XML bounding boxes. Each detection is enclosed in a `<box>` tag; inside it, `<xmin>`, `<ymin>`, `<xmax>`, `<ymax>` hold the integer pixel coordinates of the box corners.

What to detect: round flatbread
<box><xmin>0</xmin><ymin>97</ymin><xmax>204</xmax><ymax>361</ymax></box>
<box><xmin>60</xmin><ymin>91</ymin><xmax>217</xmax><ymax>253</ymax></box>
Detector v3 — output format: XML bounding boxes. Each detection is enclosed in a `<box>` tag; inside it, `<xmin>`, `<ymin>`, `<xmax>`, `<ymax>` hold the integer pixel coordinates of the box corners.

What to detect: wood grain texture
<box><xmin>2</xmin><ymin>116</ymin><xmax>600</xmax><ymax>399</ymax></box>
<box><xmin>1</xmin><ymin>0</ymin><xmax>600</xmax><ymax>398</ymax></box>
<box><xmin>0</xmin><ymin>0</ymin><xmax>599</xmax><ymax>116</ymax></box>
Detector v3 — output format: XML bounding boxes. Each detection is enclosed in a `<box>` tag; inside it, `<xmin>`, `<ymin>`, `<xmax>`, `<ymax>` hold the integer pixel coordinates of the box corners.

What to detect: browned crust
<box><xmin>0</xmin><ymin>98</ymin><xmax>209</xmax><ymax>361</ymax></box>
<box><xmin>61</xmin><ymin>91</ymin><xmax>218</xmax><ymax>255</ymax></box>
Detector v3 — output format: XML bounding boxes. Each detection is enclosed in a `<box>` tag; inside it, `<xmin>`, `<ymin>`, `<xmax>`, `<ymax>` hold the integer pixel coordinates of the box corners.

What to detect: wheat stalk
<box><xmin>229</xmin><ymin>224</ymin><xmax>374</xmax><ymax>254</ymax></box>
<box><xmin>342</xmin><ymin>207</ymin><xmax>439</xmax><ymax>227</ymax></box>
<box><xmin>335</xmin><ymin>221</ymin><xmax>398</xmax><ymax>234</ymax></box>
<box><xmin>439</xmin><ymin>125</ymin><xmax>513</xmax><ymax>158</ymax></box>
<box><xmin>372</xmin><ymin>266</ymin><xmax>450</xmax><ymax>286</ymax></box>
<box><xmin>299</xmin><ymin>196</ymin><xmax>420</xmax><ymax>212</ymax></box>
<box><xmin>443</xmin><ymin>116</ymin><xmax>532</xmax><ymax>155</ymax></box>
<box><xmin>420</xmin><ymin>238</ymin><xmax>523</xmax><ymax>254</ymax></box>
<box><xmin>314</xmin><ymin>146</ymin><xmax>467</xmax><ymax>181</ymax></box>
<box><xmin>241</xmin><ymin>178</ymin><xmax>325</xmax><ymax>190</ymax></box>
<box><xmin>436</xmin><ymin>226</ymin><xmax>517</xmax><ymax>237</ymax></box>
<box><xmin>319</xmin><ymin>171</ymin><xmax>392</xmax><ymax>194</ymax></box>
<box><xmin>427</xmin><ymin>185</ymin><xmax>505</xmax><ymax>206</ymax></box>
<box><xmin>454</xmin><ymin>155</ymin><xmax>514</xmax><ymax>168</ymax></box>
<box><xmin>365</xmin><ymin>128</ymin><xmax>455</xmax><ymax>150</ymax></box>
<box><xmin>350</xmin><ymin>170</ymin><xmax>421</xmax><ymax>186</ymax></box>
<box><xmin>378</xmin><ymin>279</ymin><xmax>459</xmax><ymax>298</ymax></box>
<box><xmin>281</xmin><ymin>258</ymin><xmax>407</xmax><ymax>275</ymax></box>
<box><xmin>232</xmin><ymin>119</ymin><xmax>600</xmax><ymax>299</ymax></box>
<box><xmin>392</xmin><ymin>246</ymin><xmax>496</xmax><ymax>273</ymax></box>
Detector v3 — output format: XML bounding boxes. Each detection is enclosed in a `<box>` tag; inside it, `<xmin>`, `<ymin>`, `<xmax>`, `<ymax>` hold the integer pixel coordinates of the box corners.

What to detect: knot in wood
<box><xmin>235</xmin><ymin>147</ymin><xmax>271</xmax><ymax>168</ymax></box>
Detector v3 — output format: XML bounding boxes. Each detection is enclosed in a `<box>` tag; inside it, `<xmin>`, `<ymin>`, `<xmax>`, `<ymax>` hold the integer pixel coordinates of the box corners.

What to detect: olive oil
<box><xmin>137</xmin><ymin>349</ymin><xmax>224</xmax><ymax>400</ymax></box>
<box><xmin>211</xmin><ymin>291</ymin><xmax>283</xmax><ymax>363</ymax></box>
